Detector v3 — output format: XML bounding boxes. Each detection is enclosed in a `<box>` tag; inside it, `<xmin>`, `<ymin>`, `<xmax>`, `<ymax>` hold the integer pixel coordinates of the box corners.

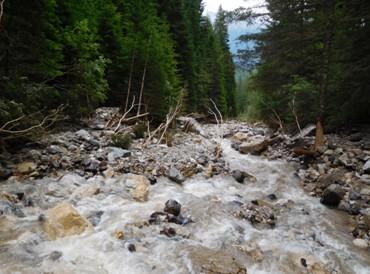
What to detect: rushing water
<box><xmin>0</xmin><ymin>136</ymin><xmax>369</xmax><ymax>273</ymax></box>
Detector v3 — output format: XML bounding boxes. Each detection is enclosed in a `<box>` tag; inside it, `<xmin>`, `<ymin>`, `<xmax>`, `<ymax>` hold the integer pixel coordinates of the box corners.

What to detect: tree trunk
<box><xmin>124</xmin><ymin>53</ymin><xmax>135</xmax><ymax>113</ymax></box>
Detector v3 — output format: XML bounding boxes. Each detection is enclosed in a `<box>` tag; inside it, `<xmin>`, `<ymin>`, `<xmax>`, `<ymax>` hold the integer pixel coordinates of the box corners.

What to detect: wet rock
<box><xmin>267</xmin><ymin>194</ymin><xmax>277</xmax><ymax>201</ymax></box>
<box><xmin>320</xmin><ymin>184</ymin><xmax>345</xmax><ymax>207</ymax></box>
<box><xmin>126</xmin><ymin>243</ymin><xmax>136</xmax><ymax>252</ymax></box>
<box><xmin>164</xmin><ymin>199</ymin><xmax>181</xmax><ymax>216</ymax></box>
<box><xmin>15</xmin><ymin>161</ymin><xmax>37</xmax><ymax>175</ymax></box>
<box><xmin>236</xmin><ymin>203</ymin><xmax>275</xmax><ymax>228</ymax></box>
<box><xmin>42</xmin><ymin>202</ymin><xmax>93</xmax><ymax>240</ymax></box>
<box><xmin>48</xmin><ymin>251</ymin><xmax>63</xmax><ymax>261</ymax></box>
<box><xmin>232</xmin><ymin>170</ymin><xmax>257</xmax><ymax>183</ymax></box>
<box><xmin>363</xmin><ymin>160</ymin><xmax>370</xmax><ymax>174</ymax></box>
<box><xmin>239</xmin><ymin>136</ymin><xmax>268</xmax><ymax>155</ymax></box>
<box><xmin>353</xmin><ymin>238</ymin><xmax>369</xmax><ymax>249</ymax></box>
<box><xmin>0</xmin><ymin>200</ymin><xmax>25</xmax><ymax>217</ymax></box>
<box><xmin>187</xmin><ymin>246</ymin><xmax>247</xmax><ymax>274</ymax></box>
<box><xmin>107</xmin><ymin>147</ymin><xmax>131</xmax><ymax>162</ymax></box>
<box><xmin>125</xmin><ymin>174</ymin><xmax>150</xmax><ymax>202</ymax></box>
<box><xmin>160</xmin><ymin>227</ymin><xmax>176</xmax><ymax>237</ymax></box>
<box><xmin>86</xmin><ymin>210</ymin><xmax>104</xmax><ymax>226</ymax></box>
<box><xmin>168</xmin><ymin>166</ymin><xmax>185</xmax><ymax>184</ymax></box>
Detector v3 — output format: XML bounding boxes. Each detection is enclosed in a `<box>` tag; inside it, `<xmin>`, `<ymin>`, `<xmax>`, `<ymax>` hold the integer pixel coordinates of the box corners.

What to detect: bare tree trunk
<box><xmin>124</xmin><ymin>53</ymin><xmax>135</xmax><ymax>113</ymax></box>
<box><xmin>136</xmin><ymin>56</ymin><xmax>148</xmax><ymax>116</ymax></box>
<box><xmin>0</xmin><ymin>0</ymin><xmax>5</xmax><ymax>27</ymax></box>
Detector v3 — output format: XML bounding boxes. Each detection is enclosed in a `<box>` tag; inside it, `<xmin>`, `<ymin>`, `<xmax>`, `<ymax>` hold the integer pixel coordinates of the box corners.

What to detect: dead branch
<box><xmin>144</xmin><ymin>99</ymin><xmax>182</xmax><ymax>147</ymax></box>
<box><xmin>271</xmin><ymin>108</ymin><xmax>284</xmax><ymax>131</ymax></box>
<box><xmin>137</xmin><ymin>56</ymin><xmax>148</xmax><ymax>116</ymax></box>
<box><xmin>124</xmin><ymin>52</ymin><xmax>135</xmax><ymax>112</ymax></box>
<box><xmin>290</xmin><ymin>97</ymin><xmax>302</xmax><ymax>135</ymax></box>
<box><xmin>0</xmin><ymin>0</ymin><xmax>5</xmax><ymax>27</ymax></box>
<box><xmin>114</xmin><ymin>97</ymin><xmax>136</xmax><ymax>132</ymax></box>
<box><xmin>0</xmin><ymin>105</ymin><xmax>65</xmax><ymax>136</ymax></box>
<box><xmin>208</xmin><ymin>99</ymin><xmax>224</xmax><ymax>159</ymax></box>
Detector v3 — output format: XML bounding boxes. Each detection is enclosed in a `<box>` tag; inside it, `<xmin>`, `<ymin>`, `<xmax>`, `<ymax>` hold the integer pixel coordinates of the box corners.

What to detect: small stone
<box><xmin>15</xmin><ymin>162</ymin><xmax>37</xmax><ymax>175</ymax></box>
<box><xmin>353</xmin><ymin>238</ymin><xmax>369</xmax><ymax>249</ymax></box>
<box><xmin>113</xmin><ymin>230</ymin><xmax>125</xmax><ymax>240</ymax></box>
<box><xmin>160</xmin><ymin>227</ymin><xmax>176</xmax><ymax>237</ymax></box>
<box><xmin>363</xmin><ymin>160</ymin><xmax>370</xmax><ymax>174</ymax></box>
<box><xmin>168</xmin><ymin>166</ymin><xmax>185</xmax><ymax>184</ymax></box>
<box><xmin>164</xmin><ymin>200</ymin><xmax>181</xmax><ymax>216</ymax></box>
<box><xmin>103</xmin><ymin>166</ymin><xmax>115</xmax><ymax>178</ymax></box>
<box><xmin>76</xmin><ymin>129</ymin><xmax>91</xmax><ymax>141</ymax></box>
<box><xmin>267</xmin><ymin>194</ymin><xmax>277</xmax><ymax>200</ymax></box>
<box><xmin>48</xmin><ymin>251</ymin><xmax>63</xmax><ymax>261</ymax></box>
<box><xmin>360</xmin><ymin>187</ymin><xmax>370</xmax><ymax>196</ymax></box>
<box><xmin>127</xmin><ymin>243</ymin><xmax>136</xmax><ymax>252</ymax></box>
<box><xmin>320</xmin><ymin>184</ymin><xmax>345</xmax><ymax>207</ymax></box>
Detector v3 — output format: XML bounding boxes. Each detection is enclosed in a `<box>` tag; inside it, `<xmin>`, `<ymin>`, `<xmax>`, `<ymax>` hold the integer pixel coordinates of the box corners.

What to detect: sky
<box><xmin>203</xmin><ymin>0</ymin><xmax>265</xmax><ymax>14</ymax></box>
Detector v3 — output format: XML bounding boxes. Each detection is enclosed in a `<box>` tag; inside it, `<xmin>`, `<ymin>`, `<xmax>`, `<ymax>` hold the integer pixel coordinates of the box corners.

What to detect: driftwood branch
<box><xmin>290</xmin><ymin>97</ymin><xmax>302</xmax><ymax>135</ymax></box>
<box><xmin>208</xmin><ymin>99</ymin><xmax>224</xmax><ymax>159</ymax></box>
<box><xmin>144</xmin><ymin>99</ymin><xmax>182</xmax><ymax>146</ymax></box>
<box><xmin>0</xmin><ymin>105</ymin><xmax>65</xmax><ymax>136</ymax></box>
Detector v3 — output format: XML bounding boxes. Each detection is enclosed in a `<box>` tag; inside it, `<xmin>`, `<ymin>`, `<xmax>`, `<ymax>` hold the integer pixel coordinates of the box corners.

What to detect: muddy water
<box><xmin>0</xmin><ymin>136</ymin><xmax>369</xmax><ymax>273</ymax></box>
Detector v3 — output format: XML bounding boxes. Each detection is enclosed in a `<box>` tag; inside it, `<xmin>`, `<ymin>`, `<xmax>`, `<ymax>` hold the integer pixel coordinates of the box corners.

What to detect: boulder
<box><xmin>187</xmin><ymin>246</ymin><xmax>247</xmax><ymax>274</ymax></box>
<box><xmin>164</xmin><ymin>200</ymin><xmax>181</xmax><ymax>216</ymax></box>
<box><xmin>15</xmin><ymin>162</ymin><xmax>37</xmax><ymax>175</ymax></box>
<box><xmin>125</xmin><ymin>174</ymin><xmax>150</xmax><ymax>202</ymax></box>
<box><xmin>42</xmin><ymin>202</ymin><xmax>93</xmax><ymax>240</ymax></box>
<box><xmin>168</xmin><ymin>166</ymin><xmax>185</xmax><ymax>184</ymax></box>
<box><xmin>239</xmin><ymin>137</ymin><xmax>268</xmax><ymax>155</ymax></box>
<box><xmin>363</xmin><ymin>160</ymin><xmax>370</xmax><ymax>174</ymax></box>
<box><xmin>320</xmin><ymin>184</ymin><xmax>345</xmax><ymax>207</ymax></box>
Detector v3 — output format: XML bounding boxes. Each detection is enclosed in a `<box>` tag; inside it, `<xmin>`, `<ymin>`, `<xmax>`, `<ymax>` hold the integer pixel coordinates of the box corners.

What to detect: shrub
<box><xmin>133</xmin><ymin>122</ymin><xmax>146</xmax><ymax>139</ymax></box>
<box><xmin>111</xmin><ymin>133</ymin><xmax>132</xmax><ymax>149</ymax></box>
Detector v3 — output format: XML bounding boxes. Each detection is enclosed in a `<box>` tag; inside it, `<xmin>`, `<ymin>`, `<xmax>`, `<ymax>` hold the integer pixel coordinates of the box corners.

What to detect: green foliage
<box><xmin>133</xmin><ymin>122</ymin><xmax>146</xmax><ymax>139</ymax></box>
<box><xmin>111</xmin><ymin>133</ymin><xmax>132</xmax><ymax>149</ymax></box>
<box><xmin>0</xmin><ymin>0</ymin><xmax>237</xmax><ymax>137</ymax></box>
<box><xmin>237</xmin><ymin>0</ymin><xmax>370</xmax><ymax>128</ymax></box>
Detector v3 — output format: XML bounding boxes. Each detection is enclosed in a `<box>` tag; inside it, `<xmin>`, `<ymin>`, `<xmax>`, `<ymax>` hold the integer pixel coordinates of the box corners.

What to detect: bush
<box><xmin>133</xmin><ymin>122</ymin><xmax>146</xmax><ymax>139</ymax></box>
<box><xmin>111</xmin><ymin>133</ymin><xmax>132</xmax><ymax>149</ymax></box>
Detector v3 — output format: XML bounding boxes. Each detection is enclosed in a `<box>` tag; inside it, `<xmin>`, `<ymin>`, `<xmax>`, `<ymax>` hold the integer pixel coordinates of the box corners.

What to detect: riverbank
<box><xmin>0</xmin><ymin>109</ymin><xmax>369</xmax><ymax>273</ymax></box>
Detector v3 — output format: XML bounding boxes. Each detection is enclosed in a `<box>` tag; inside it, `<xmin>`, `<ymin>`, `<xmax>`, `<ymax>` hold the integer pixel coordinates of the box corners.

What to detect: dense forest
<box><xmin>237</xmin><ymin>0</ymin><xmax>370</xmax><ymax>129</ymax></box>
<box><xmin>0</xmin><ymin>0</ymin><xmax>236</xmax><ymax>136</ymax></box>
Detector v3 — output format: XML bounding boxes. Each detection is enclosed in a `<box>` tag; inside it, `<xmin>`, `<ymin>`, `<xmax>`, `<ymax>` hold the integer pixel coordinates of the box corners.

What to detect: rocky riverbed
<box><xmin>0</xmin><ymin>109</ymin><xmax>369</xmax><ymax>274</ymax></box>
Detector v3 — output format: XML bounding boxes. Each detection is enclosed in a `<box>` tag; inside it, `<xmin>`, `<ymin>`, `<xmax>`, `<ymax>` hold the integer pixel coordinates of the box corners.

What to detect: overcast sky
<box><xmin>203</xmin><ymin>0</ymin><xmax>265</xmax><ymax>14</ymax></box>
